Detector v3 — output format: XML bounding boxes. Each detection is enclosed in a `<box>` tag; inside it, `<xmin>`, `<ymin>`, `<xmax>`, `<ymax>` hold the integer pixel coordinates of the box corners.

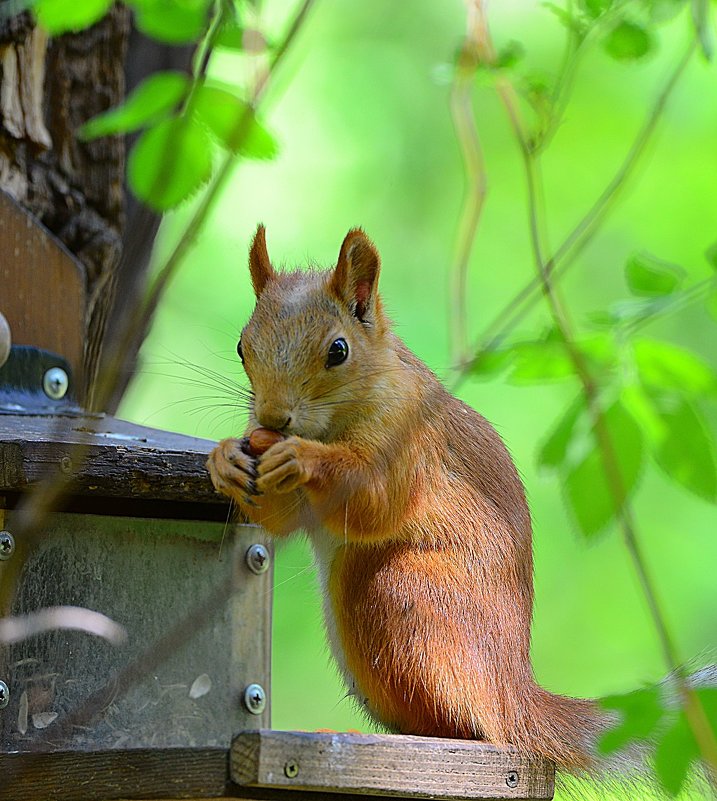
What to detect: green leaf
<box><xmin>542</xmin><ymin>2</ymin><xmax>588</xmax><ymax>36</ymax></box>
<box><xmin>193</xmin><ymin>86</ymin><xmax>278</xmax><ymax>158</ymax></box>
<box><xmin>648</xmin><ymin>394</ymin><xmax>717</xmax><ymax>502</ymax></box>
<box><xmin>469</xmin><ymin>348</ymin><xmax>514</xmax><ymax>379</ymax></box>
<box><xmin>508</xmin><ymin>331</ymin><xmax>615</xmax><ymax>384</ymax></box>
<box><xmin>621</xmin><ymin>384</ymin><xmax>669</xmax><ymax>443</ymax></box>
<box><xmin>128</xmin><ymin>115</ymin><xmax>213</xmax><ymax>211</ymax></box>
<box><xmin>78</xmin><ymin>72</ymin><xmax>190</xmax><ymax>141</ymax></box>
<box><xmin>625</xmin><ymin>253</ymin><xmax>685</xmax><ymax>297</ymax></box>
<box><xmin>654</xmin><ymin>711</ymin><xmax>696</xmax><ymax>796</ymax></box>
<box><xmin>216</xmin><ymin>20</ymin><xmax>245</xmax><ymax>49</ymax></box>
<box><xmin>509</xmin><ymin>339</ymin><xmax>574</xmax><ymax>382</ymax></box>
<box><xmin>598</xmin><ymin>686</ymin><xmax>664</xmax><ymax>755</ymax></box>
<box><xmin>581</xmin><ymin>0</ymin><xmax>613</xmax><ymax>18</ymax></box>
<box><xmin>634</xmin><ymin>339</ymin><xmax>717</xmax><ymax>397</ymax></box>
<box><xmin>520</xmin><ymin>73</ymin><xmax>553</xmax><ymax>132</ymax></box>
<box><xmin>494</xmin><ymin>41</ymin><xmax>525</xmax><ymax>70</ymax></box>
<box><xmin>705</xmin><ymin>240</ymin><xmax>717</xmax><ymax>270</ymax></box>
<box><xmin>603</xmin><ymin>20</ymin><xmax>654</xmax><ymax>61</ymax></box>
<box><xmin>537</xmin><ymin>396</ymin><xmax>585</xmax><ymax>470</ymax></box>
<box><xmin>654</xmin><ymin>688</ymin><xmax>717</xmax><ymax>796</ymax></box>
<box><xmin>564</xmin><ymin>400</ymin><xmax>644</xmax><ymax>538</ymax></box>
<box><xmin>129</xmin><ymin>0</ymin><xmax>210</xmax><ymax>44</ymax></box>
<box><xmin>35</xmin><ymin>0</ymin><xmax>112</xmax><ymax>34</ymax></box>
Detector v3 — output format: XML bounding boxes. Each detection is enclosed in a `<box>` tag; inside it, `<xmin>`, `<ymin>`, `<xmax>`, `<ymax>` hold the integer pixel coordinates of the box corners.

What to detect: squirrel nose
<box><xmin>257</xmin><ymin>411</ymin><xmax>292</xmax><ymax>432</ymax></box>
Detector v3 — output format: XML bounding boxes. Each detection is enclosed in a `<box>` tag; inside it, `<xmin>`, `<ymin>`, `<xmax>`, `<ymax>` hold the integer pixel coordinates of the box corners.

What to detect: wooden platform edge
<box><xmin>231</xmin><ymin>730</ymin><xmax>556</xmax><ymax>801</ymax></box>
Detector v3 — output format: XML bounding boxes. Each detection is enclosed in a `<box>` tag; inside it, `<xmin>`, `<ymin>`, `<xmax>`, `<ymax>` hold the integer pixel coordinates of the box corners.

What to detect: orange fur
<box><xmin>207</xmin><ymin>226</ymin><xmax>607</xmax><ymax>773</ymax></box>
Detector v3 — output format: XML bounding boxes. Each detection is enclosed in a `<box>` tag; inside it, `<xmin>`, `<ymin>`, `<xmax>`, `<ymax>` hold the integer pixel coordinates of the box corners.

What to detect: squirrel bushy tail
<box><xmin>493</xmin><ymin>685</ymin><xmax>606</xmax><ymax>772</ymax></box>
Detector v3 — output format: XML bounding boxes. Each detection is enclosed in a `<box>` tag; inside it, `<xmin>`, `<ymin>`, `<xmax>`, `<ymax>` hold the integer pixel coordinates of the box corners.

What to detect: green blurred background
<box><xmin>119</xmin><ymin>1</ymin><xmax>716</xmax><ymax>795</ymax></box>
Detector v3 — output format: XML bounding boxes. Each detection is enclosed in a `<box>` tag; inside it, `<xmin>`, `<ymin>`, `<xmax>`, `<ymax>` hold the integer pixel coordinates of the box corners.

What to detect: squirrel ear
<box><xmin>331</xmin><ymin>229</ymin><xmax>381</xmax><ymax>323</ymax></box>
<box><xmin>249</xmin><ymin>224</ymin><xmax>275</xmax><ymax>296</ymax></box>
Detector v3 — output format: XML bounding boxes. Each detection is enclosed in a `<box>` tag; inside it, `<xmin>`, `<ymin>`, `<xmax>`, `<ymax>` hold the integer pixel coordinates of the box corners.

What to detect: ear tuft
<box><xmin>249</xmin><ymin>224</ymin><xmax>275</xmax><ymax>297</ymax></box>
<box><xmin>331</xmin><ymin>229</ymin><xmax>381</xmax><ymax>323</ymax></box>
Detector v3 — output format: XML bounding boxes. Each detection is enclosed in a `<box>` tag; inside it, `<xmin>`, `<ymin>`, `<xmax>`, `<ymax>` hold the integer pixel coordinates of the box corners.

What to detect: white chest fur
<box><xmin>305</xmin><ymin>527</ymin><xmax>360</xmax><ymax>701</ymax></box>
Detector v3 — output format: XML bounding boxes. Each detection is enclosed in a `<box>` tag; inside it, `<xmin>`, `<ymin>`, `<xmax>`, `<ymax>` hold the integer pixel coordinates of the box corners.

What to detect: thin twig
<box><xmin>449</xmin><ymin>0</ymin><xmax>492</xmax><ymax>362</ymax></box>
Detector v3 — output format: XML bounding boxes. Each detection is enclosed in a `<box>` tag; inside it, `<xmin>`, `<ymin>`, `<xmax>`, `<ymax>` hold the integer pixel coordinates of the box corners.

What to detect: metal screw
<box><xmin>506</xmin><ymin>771</ymin><xmax>519</xmax><ymax>789</ymax></box>
<box><xmin>284</xmin><ymin>760</ymin><xmax>299</xmax><ymax>779</ymax></box>
<box><xmin>243</xmin><ymin>683</ymin><xmax>266</xmax><ymax>715</ymax></box>
<box><xmin>246</xmin><ymin>543</ymin><xmax>270</xmax><ymax>574</ymax></box>
<box><xmin>43</xmin><ymin>367</ymin><xmax>69</xmax><ymax>400</ymax></box>
<box><xmin>0</xmin><ymin>680</ymin><xmax>9</xmax><ymax>709</ymax></box>
<box><xmin>0</xmin><ymin>530</ymin><xmax>15</xmax><ymax>560</ymax></box>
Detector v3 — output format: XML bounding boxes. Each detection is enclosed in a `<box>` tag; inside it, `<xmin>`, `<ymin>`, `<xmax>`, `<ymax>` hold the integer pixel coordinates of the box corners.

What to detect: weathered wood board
<box><xmin>0</xmin><ymin>412</ymin><xmax>231</xmax><ymax>515</ymax></box>
<box><xmin>0</xmin><ymin>747</ymin><xmax>230</xmax><ymax>800</ymax></box>
<box><xmin>232</xmin><ymin>731</ymin><xmax>555</xmax><ymax>800</ymax></box>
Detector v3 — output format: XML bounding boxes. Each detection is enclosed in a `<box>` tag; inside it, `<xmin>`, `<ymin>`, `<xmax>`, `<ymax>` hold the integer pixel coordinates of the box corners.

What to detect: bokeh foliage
<box><xmin>30</xmin><ymin>0</ymin><xmax>717</xmax><ymax>796</ymax></box>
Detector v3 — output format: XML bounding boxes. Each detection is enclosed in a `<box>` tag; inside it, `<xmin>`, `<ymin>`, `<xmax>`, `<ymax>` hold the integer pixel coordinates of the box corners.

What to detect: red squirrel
<box><xmin>207</xmin><ymin>225</ymin><xmax>606</xmax><ymax>772</ymax></box>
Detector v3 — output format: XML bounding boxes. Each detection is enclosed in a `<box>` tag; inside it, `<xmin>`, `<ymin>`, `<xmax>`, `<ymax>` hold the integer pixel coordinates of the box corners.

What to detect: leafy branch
<box><xmin>453</xmin><ymin>33</ymin><xmax>696</xmax><ymax>392</ymax></box>
<box><xmin>451</xmin><ymin>0</ymin><xmax>717</xmax><ymax>792</ymax></box>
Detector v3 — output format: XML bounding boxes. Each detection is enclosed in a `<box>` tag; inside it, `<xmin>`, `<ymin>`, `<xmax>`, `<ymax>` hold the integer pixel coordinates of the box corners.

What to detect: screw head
<box><xmin>0</xmin><ymin>530</ymin><xmax>15</xmax><ymax>560</ymax></box>
<box><xmin>0</xmin><ymin>680</ymin><xmax>9</xmax><ymax>709</ymax></box>
<box><xmin>506</xmin><ymin>771</ymin><xmax>519</xmax><ymax>789</ymax></box>
<box><xmin>284</xmin><ymin>760</ymin><xmax>299</xmax><ymax>779</ymax></box>
<box><xmin>246</xmin><ymin>543</ymin><xmax>270</xmax><ymax>574</ymax></box>
<box><xmin>43</xmin><ymin>367</ymin><xmax>69</xmax><ymax>400</ymax></box>
<box><xmin>243</xmin><ymin>683</ymin><xmax>266</xmax><ymax>715</ymax></box>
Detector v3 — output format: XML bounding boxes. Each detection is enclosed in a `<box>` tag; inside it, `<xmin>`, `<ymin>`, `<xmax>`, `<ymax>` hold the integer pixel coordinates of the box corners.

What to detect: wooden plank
<box><xmin>0</xmin><ymin>747</ymin><xmax>229</xmax><ymax>800</ymax></box>
<box><xmin>231</xmin><ymin>731</ymin><xmax>555</xmax><ymax>801</ymax></box>
<box><xmin>0</xmin><ymin>413</ymin><xmax>231</xmax><ymax>508</ymax></box>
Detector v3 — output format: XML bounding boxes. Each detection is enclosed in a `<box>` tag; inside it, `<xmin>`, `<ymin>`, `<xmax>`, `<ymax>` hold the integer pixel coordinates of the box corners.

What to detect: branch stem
<box><xmin>449</xmin><ymin>0</ymin><xmax>492</xmax><ymax>363</ymax></box>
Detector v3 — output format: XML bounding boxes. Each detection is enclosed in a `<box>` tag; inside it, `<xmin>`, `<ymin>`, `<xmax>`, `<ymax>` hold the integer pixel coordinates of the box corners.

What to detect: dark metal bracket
<box><xmin>0</xmin><ymin>345</ymin><xmax>82</xmax><ymax>415</ymax></box>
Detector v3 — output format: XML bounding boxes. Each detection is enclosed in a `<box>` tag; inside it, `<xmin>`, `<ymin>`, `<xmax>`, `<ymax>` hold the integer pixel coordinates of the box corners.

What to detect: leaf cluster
<box><xmin>472</xmin><ymin>250</ymin><xmax>717</xmax><ymax>539</ymax></box>
<box><xmin>34</xmin><ymin>0</ymin><xmax>279</xmax><ymax>210</ymax></box>
<box><xmin>511</xmin><ymin>0</ymin><xmax>714</xmax><ymax>149</ymax></box>
<box><xmin>600</xmin><ymin>685</ymin><xmax>717</xmax><ymax>795</ymax></box>
<box><xmin>546</xmin><ymin>0</ymin><xmax>710</xmax><ymax>61</ymax></box>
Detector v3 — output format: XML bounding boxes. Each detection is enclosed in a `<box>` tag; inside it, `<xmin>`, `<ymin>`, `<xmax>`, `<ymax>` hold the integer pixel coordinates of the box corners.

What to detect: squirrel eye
<box><xmin>326</xmin><ymin>337</ymin><xmax>349</xmax><ymax>368</ymax></box>
<box><xmin>237</xmin><ymin>338</ymin><xmax>244</xmax><ymax>363</ymax></box>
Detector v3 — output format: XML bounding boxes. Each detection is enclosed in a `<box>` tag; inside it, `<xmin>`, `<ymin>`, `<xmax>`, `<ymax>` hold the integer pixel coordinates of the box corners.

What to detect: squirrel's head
<box><xmin>238</xmin><ymin>225</ymin><xmax>395</xmax><ymax>440</ymax></box>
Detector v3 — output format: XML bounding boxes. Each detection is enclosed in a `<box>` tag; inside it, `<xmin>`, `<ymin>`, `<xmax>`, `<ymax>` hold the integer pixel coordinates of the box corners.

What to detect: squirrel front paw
<box><xmin>207</xmin><ymin>437</ymin><xmax>259</xmax><ymax>505</ymax></box>
<box><xmin>256</xmin><ymin>436</ymin><xmax>311</xmax><ymax>494</ymax></box>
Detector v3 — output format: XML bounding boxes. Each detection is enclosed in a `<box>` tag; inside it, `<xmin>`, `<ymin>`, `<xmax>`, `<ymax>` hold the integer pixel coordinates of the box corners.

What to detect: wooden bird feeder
<box><xmin>0</xmin><ymin>193</ymin><xmax>556</xmax><ymax>800</ymax></box>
